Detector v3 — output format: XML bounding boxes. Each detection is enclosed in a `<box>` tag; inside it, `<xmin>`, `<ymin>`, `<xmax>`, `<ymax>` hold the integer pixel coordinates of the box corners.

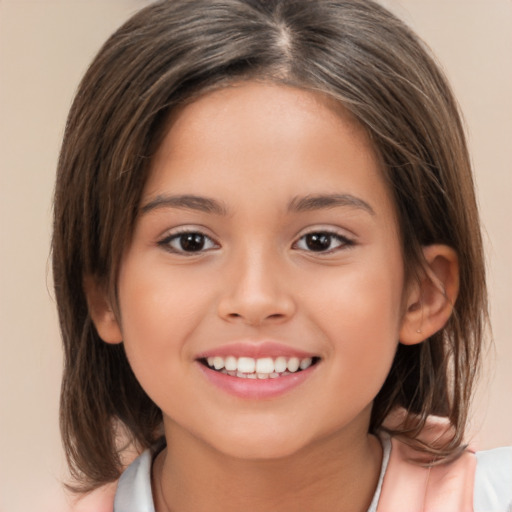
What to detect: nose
<box><xmin>217</xmin><ymin>248</ymin><xmax>296</xmax><ymax>326</ymax></box>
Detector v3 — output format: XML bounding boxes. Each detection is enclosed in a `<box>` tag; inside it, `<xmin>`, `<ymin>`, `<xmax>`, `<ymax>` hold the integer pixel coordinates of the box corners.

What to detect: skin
<box><xmin>88</xmin><ymin>81</ymin><xmax>459</xmax><ymax>511</ymax></box>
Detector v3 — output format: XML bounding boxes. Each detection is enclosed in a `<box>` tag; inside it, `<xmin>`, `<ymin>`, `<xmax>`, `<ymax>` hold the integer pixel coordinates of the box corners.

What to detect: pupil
<box><xmin>306</xmin><ymin>233</ymin><xmax>330</xmax><ymax>251</ymax></box>
<box><xmin>180</xmin><ymin>233</ymin><xmax>204</xmax><ymax>251</ymax></box>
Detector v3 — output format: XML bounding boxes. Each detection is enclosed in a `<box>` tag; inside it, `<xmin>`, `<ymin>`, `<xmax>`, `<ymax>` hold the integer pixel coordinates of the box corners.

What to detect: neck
<box><xmin>152</xmin><ymin>420</ymin><xmax>382</xmax><ymax>512</ymax></box>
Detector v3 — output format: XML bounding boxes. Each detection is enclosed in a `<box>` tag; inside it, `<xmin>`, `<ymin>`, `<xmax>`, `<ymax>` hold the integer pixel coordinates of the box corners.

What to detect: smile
<box><xmin>202</xmin><ymin>355</ymin><xmax>318</xmax><ymax>379</ymax></box>
<box><xmin>197</xmin><ymin>350</ymin><xmax>320</xmax><ymax>399</ymax></box>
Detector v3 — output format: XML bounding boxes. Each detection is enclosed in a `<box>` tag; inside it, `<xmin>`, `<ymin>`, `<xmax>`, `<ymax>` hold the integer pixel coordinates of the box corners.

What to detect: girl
<box><xmin>52</xmin><ymin>0</ymin><xmax>511</xmax><ymax>510</ymax></box>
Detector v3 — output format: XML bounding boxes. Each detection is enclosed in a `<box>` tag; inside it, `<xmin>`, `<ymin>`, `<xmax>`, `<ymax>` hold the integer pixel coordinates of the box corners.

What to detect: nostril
<box><xmin>217</xmin><ymin>290</ymin><xmax>296</xmax><ymax>325</ymax></box>
<box><xmin>222</xmin><ymin>311</ymin><xmax>290</xmax><ymax>326</ymax></box>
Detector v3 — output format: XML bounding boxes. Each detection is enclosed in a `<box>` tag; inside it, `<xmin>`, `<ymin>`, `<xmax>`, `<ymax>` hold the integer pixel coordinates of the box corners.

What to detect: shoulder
<box><xmin>380</xmin><ymin>437</ymin><xmax>512</xmax><ymax>512</ymax></box>
<box><xmin>67</xmin><ymin>450</ymin><xmax>155</xmax><ymax>512</ymax></box>
<box><xmin>378</xmin><ymin>412</ymin><xmax>512</xmax><ymax>511</ymax></box>
<box><xmin>474</xmin><ymin>446</ymin><xmax>512</xmax><ymax>512</ymax></box>
<box><xmin>69</xmin><ymin>482</ymin><xmax>117</xmax><ymax>512</ymax></box>
<box><xmin>378</xmin><ymin>434</ymin><xmax>476</xmax><ymax>511</ymax></box>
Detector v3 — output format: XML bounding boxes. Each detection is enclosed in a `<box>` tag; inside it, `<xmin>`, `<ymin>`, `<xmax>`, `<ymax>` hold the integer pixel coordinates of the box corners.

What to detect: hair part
<box><xmin>53</xmin><ymin>0</ymin><xmax>487</xmax><ymax>491</ymax></box>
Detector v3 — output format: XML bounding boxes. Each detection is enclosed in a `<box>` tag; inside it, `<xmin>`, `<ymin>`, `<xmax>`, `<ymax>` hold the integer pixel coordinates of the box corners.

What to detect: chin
<box><xmin>213</xmin><ymin>437</ymin><xmax>308</xmax><ymax>462</ymax></box>
<box><xmin>193</xmin><ymin>421</ymin><xmax>313</xmax><ymax>461</ymax></box>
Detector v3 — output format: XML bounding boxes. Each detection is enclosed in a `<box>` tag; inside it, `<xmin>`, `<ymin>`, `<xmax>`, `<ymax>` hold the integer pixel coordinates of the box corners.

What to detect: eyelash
<box><xmin>158</xmin><ymin>229</ymin><xmax>354</xmax><ymax>255</ymax></box>
<box><xmin>158</xmin><ymin>229</ymin><xmax>219</xmax><ymax>255</ymax></box>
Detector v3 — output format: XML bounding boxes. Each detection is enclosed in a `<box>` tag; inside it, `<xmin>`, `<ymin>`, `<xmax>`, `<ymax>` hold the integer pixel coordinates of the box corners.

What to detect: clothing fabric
<box><xmin>114</xmin><ymin>450</ymin><xmax>154</xmax><ymax>512</ymax></box>
<box><xmin>112</xmin><ymin>438</ymin><xmax>512</xmax><ymax>512</ymax></box>
<box><xmin>377</xmin><ymin>436</ymin><xmax>512</xmax><ymax>511</ymax></box>
<box><xmin>475</xmin><ymin>447</ymin><xmax>512</xmax><ymax>512</ymax></box>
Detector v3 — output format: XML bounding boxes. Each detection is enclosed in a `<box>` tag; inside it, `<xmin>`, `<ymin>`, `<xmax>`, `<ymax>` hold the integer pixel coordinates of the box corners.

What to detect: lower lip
<box><xmin>197</xmin><ymin>363</ymin><xmax>318</xmax><ymax>399</ymax></box>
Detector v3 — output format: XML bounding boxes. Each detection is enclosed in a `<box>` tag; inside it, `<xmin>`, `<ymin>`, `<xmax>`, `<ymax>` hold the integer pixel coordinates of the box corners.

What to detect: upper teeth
<box><xmin>205</xmin><ymin>356</ymin><xmax>313</xmax><ymax>376</ymax></box>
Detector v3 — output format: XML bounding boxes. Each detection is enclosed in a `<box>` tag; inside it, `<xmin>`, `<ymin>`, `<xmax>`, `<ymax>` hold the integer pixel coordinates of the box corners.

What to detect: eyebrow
<box><xmin>288</xmin><ymin>194</ymin><xmax>375</xmax><ymax>215</ymax></box>
<box><xmin>141</xmin><ymin>194</ymin><xmax>228</xmax><ymax>215</ymax></box>
<box><xmin>140</xmin><ymin>192</ymin><xmax>375</xmax><ymax>217</ymax></box>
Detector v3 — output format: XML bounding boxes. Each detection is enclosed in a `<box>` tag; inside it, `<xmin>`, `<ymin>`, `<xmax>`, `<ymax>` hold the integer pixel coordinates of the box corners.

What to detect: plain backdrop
<box><xmin>0</xmin><ymin>1</ymin><xmax>511</xmax><ymax>510</ymax></box>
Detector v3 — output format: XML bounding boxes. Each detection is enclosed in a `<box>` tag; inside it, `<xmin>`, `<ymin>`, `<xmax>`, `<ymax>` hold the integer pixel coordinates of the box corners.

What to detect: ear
<box><xmin>399</xmin><ymin>245</ymin><xmax>459</xmax><ymax>345</ymax></box>
<box><xmin>83</xmin><ymin>275</ymin><xmax>123</xmax><ymax>344</ymax></box>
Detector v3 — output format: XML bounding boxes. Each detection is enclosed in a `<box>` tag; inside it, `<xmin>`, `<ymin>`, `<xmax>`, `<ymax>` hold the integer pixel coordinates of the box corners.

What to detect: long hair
<box><xmin>53</xmin><ymin>0</ymin><xmax>487</xmax><ymax>491</ymax></box>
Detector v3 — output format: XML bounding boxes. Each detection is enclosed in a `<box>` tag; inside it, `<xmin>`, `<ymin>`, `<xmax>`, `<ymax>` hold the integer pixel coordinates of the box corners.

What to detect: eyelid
<box><xmin>294</xmin><ymin>225</ymin><xmax>356</xmax><ymax>241</ymax></box>
<box><xmin>296</xmin><ymin>221</ymin><xmax>356</xmax><ymax>235</ymax></box>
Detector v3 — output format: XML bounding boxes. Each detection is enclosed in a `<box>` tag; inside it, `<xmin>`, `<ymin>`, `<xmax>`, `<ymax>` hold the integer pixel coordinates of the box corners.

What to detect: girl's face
<box><xmin>112</xmin><ymin>81</ymin><xmax>412</xmax><ymax>459</ymax></box>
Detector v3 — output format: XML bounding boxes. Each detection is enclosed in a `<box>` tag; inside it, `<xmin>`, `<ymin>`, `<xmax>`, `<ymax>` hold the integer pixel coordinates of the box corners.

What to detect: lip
<box><xmin>197</xmin><ymin>360</ymin><xmax>318</xmax><ymax>399</ymax></box>
<box><xmin>195</xmin><ymin>341</ymin><xmax>320</xmax><ymax>400</ymax></box>
<box><xmin>196</xmin><ymin>341</ymin><xmax>317</xmax><ymax>360</ymax></box>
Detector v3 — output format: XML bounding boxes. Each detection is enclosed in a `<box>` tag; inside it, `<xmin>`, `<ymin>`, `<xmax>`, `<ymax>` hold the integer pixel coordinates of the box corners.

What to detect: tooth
<box><xmin>299</xmin><ymin>357</ymin><xmax>313</xmax><ymax>370</ymax></box>
<box><xmin>256</xmin><ymin>357</ymin><xmax>274</xmax><ymax>374</ymax></box>
<box><xmin>237</xmin><ymin>357</ymin><xmax>256</xmax><ymax>373</ymax></box>
<box><xmin>209</xmin><ymin>354</ymin><xmax>314</xmax><ymax>377</ymax></box>
<box><xmin>225</xmin><ymin>356</ymin><xmax>237</xmax><ymax>371</ymax></box>
<box><xmin>287</xmin><ymin>357</ymin><xmax>300</xmax><ymax>372</ymax></box>
<box><xmin>213</xmin><ymin>356</ymin><xmax>224</xmax><ymax>370</ymax></box>
<box><xmin>274</xmin><ymin>356</ymin><xmax>287</xmax><ymax>373</ymax></box>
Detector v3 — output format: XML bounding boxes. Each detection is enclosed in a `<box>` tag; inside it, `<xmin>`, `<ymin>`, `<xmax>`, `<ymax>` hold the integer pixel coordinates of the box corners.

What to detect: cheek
<box><xmin>309</xmin><ymin>260</ymin><xmax>403</xmax><ymax>332</ymax></box>
<box><xmin>115</xmin><ymin>259</ymin><xmax>210</xmax><ymax>397</ymax></box>
<box><xmin>119</xmin><ymin>255</ymin><xmax>208</xmax><ymax>337</ymax></box>
<box><xmin>306</xmin><ymin>258</ymin><xmax>404</xmax><ymax>389</ymax></box>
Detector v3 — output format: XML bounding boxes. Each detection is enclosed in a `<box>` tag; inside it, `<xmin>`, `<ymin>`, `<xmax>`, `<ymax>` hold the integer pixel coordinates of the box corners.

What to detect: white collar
<box><xmin>114</xmin><ymin>449</ymin><xmax>155</xmax><ymax>512</ymax></box>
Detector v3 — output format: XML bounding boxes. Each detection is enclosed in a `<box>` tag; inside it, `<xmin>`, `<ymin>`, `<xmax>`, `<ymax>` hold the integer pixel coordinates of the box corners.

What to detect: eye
<box><xmin>159</xmin><ymin>230</ymin><xmax>218</xmax><ymax>254</ymax></box>
<box><xmin>294</xmin><ymin>231</ymin><xmax>353</xmax><ymax>253</ymax></box>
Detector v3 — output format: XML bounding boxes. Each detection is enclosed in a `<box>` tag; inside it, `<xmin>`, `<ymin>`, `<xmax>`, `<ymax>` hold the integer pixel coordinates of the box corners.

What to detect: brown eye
<box><xmin>294</xmin><ymin>232</ymin><xmax>353</xmax><ymax>253</ymax></box>
<box><xmin>304</xmin><ymin>233</ymin><xmax>331</xmax><ymax>251</ymax></box>
<box><xmin>160</xmin><ymin>231</ymin><xmax>218</xmax><ymax>254</ymax></box>
<box><xmin>178</xmin><ymin>233</ymin><xmax>206</xmax><ymax>251</ymax></box>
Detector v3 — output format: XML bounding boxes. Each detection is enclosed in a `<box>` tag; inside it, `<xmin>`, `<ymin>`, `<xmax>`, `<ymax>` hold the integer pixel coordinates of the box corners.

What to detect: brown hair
<box><xmin>53</xmin><ymin>0</ymin><xmax>487</xmax><ymax>491</ymax></box>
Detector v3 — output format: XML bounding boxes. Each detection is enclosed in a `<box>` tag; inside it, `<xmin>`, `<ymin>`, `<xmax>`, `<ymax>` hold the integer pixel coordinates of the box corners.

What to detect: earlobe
<box><xmin>83</xmin><ymin>275</ymin><xmax>123</xmax><ymax>344</ymax></box>
<box><xmin>399</xmin><ymin>245</ymin><xmax>459</xmax><ymax>345</ymax></box>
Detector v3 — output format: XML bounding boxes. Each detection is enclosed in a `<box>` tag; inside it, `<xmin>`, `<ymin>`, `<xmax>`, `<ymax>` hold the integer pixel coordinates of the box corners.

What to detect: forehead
<box><xmin>163</xmin><ymin>81</ymin><xmax>368</xmax><ymax>149</ymax></box>
<box><xmin>146</xmin><ymin>81</ymin><xmax>383</xmax><ymax>201</ymax></box>
<box><xmin>142</xmin><ymin>81</ymin><xmax>397</xmax><ymax>222</ymax></box>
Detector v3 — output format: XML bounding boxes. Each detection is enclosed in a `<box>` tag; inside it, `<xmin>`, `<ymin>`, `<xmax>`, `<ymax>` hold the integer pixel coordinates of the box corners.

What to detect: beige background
<box><xmin>0</xmin><ymin>1</ymin><xmax>511</xmax><ymax>510</ymax></box>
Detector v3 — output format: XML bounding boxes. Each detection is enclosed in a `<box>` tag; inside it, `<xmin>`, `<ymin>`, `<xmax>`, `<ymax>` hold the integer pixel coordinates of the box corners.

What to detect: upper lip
<box><xmin>196</xmin><ymin>341</ymin><xmax>318</xmax><ymax>360</ymax></box>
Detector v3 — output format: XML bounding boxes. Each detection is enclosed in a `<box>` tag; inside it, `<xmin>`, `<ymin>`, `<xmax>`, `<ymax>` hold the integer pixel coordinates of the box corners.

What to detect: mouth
<box><xmin>199</xmin><ymin>355</ymin><xmax>321</xmax><ymax>379</ymax></box>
